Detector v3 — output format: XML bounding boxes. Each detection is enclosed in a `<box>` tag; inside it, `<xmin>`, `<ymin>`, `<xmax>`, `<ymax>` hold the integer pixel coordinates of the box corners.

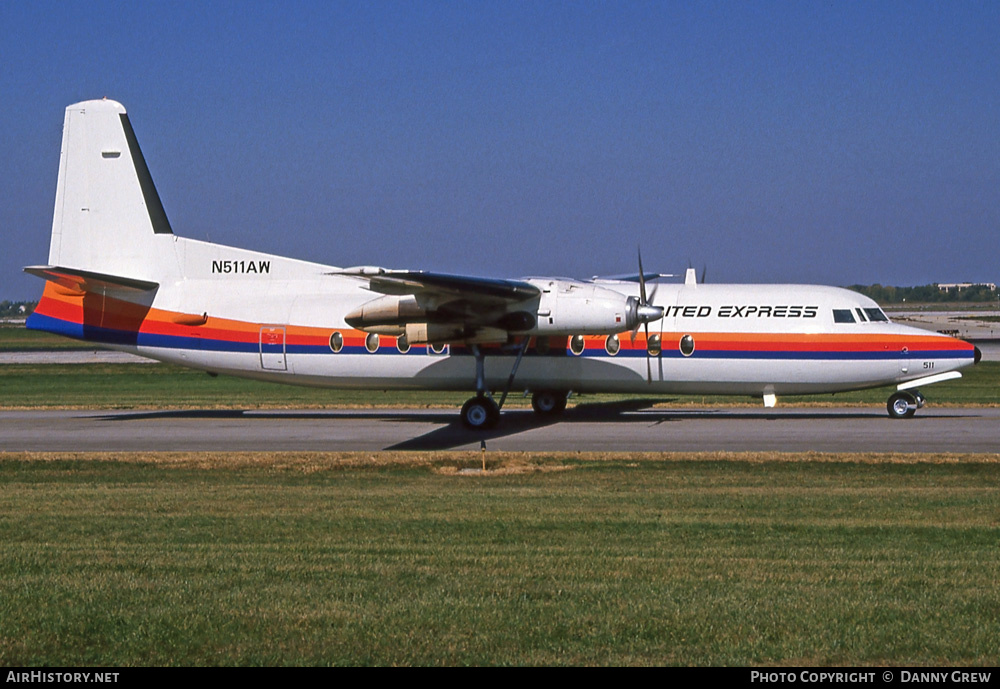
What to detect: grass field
<box><xmin>0</xmin><ymin>325</ymin><xmax>89</xmax><ymax>351</ymax></box>
<box><xmin>1</xmin><ymin>451</ymin><xmax>998</xmax><ymax>666</ymax></box>
<box><xmin>1</xmin><ymin>360</ymin><xmax>998</xmax><ymax>409</ymax></box>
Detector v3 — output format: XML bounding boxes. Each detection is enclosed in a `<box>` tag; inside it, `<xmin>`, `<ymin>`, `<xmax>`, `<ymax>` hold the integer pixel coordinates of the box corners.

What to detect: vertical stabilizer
<box><xmin>48</xmin><ymin>99</ymin><xmax>174</xmax><ymax>281</ymax></box>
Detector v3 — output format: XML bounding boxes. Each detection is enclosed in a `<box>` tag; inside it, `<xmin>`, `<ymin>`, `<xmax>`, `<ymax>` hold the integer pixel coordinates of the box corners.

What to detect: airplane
<box><xmin>25</xmin><ymin>99</ymin><xmax>981</xmax><ymax>428</ymax></box>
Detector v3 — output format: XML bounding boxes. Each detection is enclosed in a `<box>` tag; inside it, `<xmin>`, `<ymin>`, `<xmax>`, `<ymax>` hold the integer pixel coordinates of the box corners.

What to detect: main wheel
<box><xmin>531</xmin><ymin>390</ymin><xmax>568</xmax><ymax>416</ymax></box>
<box><xmin>461</xmin><ymin>395</ymin><xmax>500</xmax><ymax>429</ymax></box>
<box><xmin>887</xmin><ymin>391</ymin><xmax>917</xmax><ymax>419</ymax></box>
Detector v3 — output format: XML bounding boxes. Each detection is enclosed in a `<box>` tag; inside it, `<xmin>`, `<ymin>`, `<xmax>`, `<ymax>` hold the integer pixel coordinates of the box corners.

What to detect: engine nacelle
<box><xmin>526</xmin><ymin>280</ymin><xmax>662</xmax><ymax>335</ymax></box>
<box><xmin>345</xmin><ymin>294</ymin><xmax>425</xmax><ymax>328</ymax></box>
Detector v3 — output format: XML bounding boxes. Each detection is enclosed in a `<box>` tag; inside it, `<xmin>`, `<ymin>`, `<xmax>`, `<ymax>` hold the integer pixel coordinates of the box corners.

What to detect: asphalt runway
<box><xmin>2</xmin><ymin>405</ymin><xmax>998</xmax><ymax>453</ymax></box>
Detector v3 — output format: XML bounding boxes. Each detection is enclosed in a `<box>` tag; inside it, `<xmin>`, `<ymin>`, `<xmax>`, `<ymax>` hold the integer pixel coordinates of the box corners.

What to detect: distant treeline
<box><xmin>847</xmin><ymin>284</ymin><xmax>998</xmax><ymax>304</ymax></box>
<box><xmin>0</xmin><ymin>301</ymin><xmax>36</xmax><ymax>319</ymax></box>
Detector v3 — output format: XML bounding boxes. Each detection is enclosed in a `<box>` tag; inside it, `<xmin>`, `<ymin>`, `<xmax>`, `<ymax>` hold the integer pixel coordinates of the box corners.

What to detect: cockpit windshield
<box><xmin>833</xmin><ymin>308</ymin><xmax>889</xmax><ymax>324</ymax></box>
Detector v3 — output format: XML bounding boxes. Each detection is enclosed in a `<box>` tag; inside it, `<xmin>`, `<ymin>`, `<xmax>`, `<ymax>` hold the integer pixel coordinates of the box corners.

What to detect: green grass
<box><xmin>0</xmin><ymin>325</ymin><xmax>90</xmax><ymax>351</ymax></box>
<box><xmin>0</xmin><ymin>363</ymin><xmax>496</xmax><ymax>409</ymax></box>
<box><xmin>955</xmin><ymin>315</ymin><xmax>1000</xmax><ymax>323</ymax></box>
<box><xmin>1</xmin><ymin>452</ymin><xmax>998</xmax><ymax>666</ymax></box>
<box><xmin>1</xmin><ymin>361</ymin><xmax>997</xmax><ymax>409</ymax></box>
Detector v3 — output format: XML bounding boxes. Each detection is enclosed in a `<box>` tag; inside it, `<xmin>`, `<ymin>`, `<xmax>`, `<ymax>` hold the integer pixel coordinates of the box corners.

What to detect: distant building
<box><xmin>937</xmin><ymin>282</ymin><xmax>997</xmax><ymax>293</ymax></box>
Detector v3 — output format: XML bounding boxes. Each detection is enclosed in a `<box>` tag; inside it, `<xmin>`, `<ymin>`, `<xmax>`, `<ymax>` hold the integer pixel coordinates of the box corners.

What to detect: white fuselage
<box><xmin>31</xmin><ymin>234</ymin><xmax>975</xmax><ymax>398</ymax></box>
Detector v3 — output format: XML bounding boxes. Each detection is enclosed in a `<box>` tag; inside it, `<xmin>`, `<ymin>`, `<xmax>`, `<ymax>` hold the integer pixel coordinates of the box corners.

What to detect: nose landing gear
<box><xmin>887</xmin><ymin>390</ymin><xmax>926</xmax><ymax>419</ymax></box>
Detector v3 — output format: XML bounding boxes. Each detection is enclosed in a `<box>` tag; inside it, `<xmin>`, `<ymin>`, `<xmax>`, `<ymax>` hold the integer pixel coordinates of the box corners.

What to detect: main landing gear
<box><xmin>458</xmin><ymin>343</ymin><xmax>570</xmax><ymax>429</ymax></box>
<box><xmin>531</xmin><ymin>390</ymin><xmax>568</xmax><ymax>416</ymax></box>
<box><xmin>886</xmin><ymin>390</ymin><xmax>926</xmax><ymax>419</ymax></box>
<box><xmin>460</xmin><ymin>390</ymin><xmax>570</xmax><ymax>428</ymax></box>
<box><xmin>459</xmin><ymin>343</ymin><xmax>512</xmax><ymax>430</ymax></box>
<box><xmin>460</xmin><ymin>395</ymin><xmax>501</xmax><ymax>429</ymax></box>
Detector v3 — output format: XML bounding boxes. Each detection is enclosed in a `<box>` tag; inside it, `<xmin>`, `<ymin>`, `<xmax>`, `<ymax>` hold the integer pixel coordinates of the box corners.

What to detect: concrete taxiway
<box><xmin>2</xmin><ymin>406</ymin><xmax>998</xmax><ymax>453</ymax></box>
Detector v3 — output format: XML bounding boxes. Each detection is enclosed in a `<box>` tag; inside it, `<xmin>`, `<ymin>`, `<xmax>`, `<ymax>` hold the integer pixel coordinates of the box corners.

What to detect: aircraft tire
<box><xmin>887</xmin><ymin>391</ymin><xmax>917</xmax><ymax>419</ymax></box>
<box><xmin>461</xmin><ymin>395</ymin><xmax>500</xmax><ymax>429</ymax></box>
<box><xmin>531</xmin><ymin>391</ymin><xmax>568</xmax><ymax>416</ymax></box>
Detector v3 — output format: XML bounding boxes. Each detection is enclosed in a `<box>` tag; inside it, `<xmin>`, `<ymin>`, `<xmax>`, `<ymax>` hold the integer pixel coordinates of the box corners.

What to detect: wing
<box><xmin>333</xmin><ymin>268</ymin><xmax>541</xmax><ymax>343</ymax></box>
<box><xmin>354</xmin><ymin>269</ymin><xmax>537</xmax><ymax>301</ymax></box>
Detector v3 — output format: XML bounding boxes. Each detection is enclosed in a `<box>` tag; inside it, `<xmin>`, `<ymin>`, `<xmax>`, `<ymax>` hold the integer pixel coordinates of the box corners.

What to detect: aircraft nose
<box><xmin>974</xmin><ymin>346</ymin><xmax>982</xmax><ymax>365</ymax></box>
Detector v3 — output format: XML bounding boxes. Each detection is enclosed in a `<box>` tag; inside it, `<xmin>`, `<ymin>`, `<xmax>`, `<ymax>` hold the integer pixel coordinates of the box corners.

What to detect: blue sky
<box><xmin>2</xmin><ymin>1</ymin><xmax>997</xmax><ymax>300</ymax></box>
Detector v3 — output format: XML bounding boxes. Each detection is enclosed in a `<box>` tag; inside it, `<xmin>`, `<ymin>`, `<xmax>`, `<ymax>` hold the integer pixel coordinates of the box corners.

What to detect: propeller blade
<box><xmin>644</xmin><ymin>321</ymin><xmax>652</xmax><ymax>384</ymax></box>
<box><xmin>637</xmin><ymin>246</ymin><xmax>661</xmax><ymax>383</ymax></box>
<box><xmin>637</xmin><ymin>247</ymin><xmax>648</xmax><ymax>305</ymax></box>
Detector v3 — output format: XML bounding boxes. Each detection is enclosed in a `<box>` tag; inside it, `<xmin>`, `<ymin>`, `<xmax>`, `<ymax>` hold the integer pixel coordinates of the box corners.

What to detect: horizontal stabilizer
<box><xmin>24</xmin><ymin>265</ymin><xmax>159</xmax><ymax>293</ymax></box>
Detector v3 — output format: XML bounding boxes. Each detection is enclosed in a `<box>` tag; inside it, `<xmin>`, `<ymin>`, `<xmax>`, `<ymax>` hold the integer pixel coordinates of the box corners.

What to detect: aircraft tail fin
<box><xmin>45</xmin><ymin>99</ymin><xmax>175</xmax><ymax>282</ymax></box>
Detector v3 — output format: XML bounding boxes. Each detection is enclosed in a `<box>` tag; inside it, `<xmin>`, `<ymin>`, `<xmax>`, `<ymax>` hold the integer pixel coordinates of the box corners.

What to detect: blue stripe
<box><xmin>27</xmin><ymin>312</ymin><xmax>84</xmax><ymax>339</ymax></box>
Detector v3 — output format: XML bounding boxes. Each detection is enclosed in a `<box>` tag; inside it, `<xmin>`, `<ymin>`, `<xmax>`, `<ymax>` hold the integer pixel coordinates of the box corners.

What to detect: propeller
<box><xmin>633</xmin><ymin>248</ymin><xmax>663</xmax><ymax>383</ymax></box>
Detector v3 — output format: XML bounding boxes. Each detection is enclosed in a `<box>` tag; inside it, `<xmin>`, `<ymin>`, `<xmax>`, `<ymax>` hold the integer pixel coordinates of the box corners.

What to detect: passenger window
<box><xmin>833</xmin><ymin>309</ymin><xmax>856</xmax><ymax>323</ymax></box>
<box><xmin>329</xmin><ymin>331</ymin><xmax>343</xmax><ymax>353</ymax></box>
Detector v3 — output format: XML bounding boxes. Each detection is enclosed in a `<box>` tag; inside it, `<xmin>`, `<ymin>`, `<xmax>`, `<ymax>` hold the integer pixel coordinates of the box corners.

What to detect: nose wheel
<box><xmin>887</xmin><ymin>391</ymin><xmax>924</xmax><ymax>419</ymax></box>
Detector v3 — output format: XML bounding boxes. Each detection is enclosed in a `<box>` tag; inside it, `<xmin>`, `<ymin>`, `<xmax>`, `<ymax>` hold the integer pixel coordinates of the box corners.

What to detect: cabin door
<box><xmin>260</xmin><ymin>326</ymin><xmax>287</xmax><ymax>371</ymax></box>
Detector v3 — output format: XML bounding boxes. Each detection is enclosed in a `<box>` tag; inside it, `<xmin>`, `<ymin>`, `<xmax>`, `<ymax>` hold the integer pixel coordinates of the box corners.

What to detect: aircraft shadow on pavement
<box><xmin>388</xmin><ymin>400</ymin><xmax>892</xmax><ymax>450</ymax></box>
